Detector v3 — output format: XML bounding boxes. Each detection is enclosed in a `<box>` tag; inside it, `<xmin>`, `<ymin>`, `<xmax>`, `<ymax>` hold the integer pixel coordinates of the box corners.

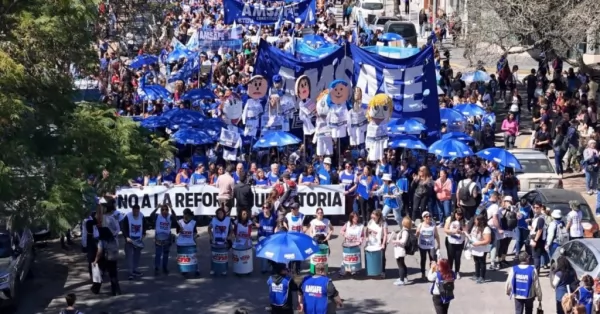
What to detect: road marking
<box><xmin>517</xmin><ymin>135</ymin><xmax>531</xmax><ymax>148</ymax></box>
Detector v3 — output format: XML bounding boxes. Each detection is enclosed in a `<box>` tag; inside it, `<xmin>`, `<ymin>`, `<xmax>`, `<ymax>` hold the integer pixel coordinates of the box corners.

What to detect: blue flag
<box><xmin>223</xmin><ymin>0</ymin><xmax>316</xmax><ymax>25</ymax></box>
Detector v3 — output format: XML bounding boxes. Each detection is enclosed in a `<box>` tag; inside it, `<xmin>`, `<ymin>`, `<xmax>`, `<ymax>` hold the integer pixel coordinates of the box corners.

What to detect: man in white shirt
<box><xmin>566</xmin><ymin>200</ymin><xmax>584</xmax><ymax>240</ymax></box>
<box><xmin>485</xmin><ymin>192</ymin><xmax>503</xmax><ymax>270</ymax></box>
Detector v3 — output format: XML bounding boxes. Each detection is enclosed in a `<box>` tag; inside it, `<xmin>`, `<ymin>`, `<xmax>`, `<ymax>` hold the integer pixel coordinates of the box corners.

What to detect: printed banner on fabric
<box><xmin>223</xmin><ymin>0</ymin><xmax>316</xmax><ymax>25</ymax></box>
<box><xmin>253</xmin><ymin>39</ymin><xmax>441</xmax><ymax>133</ymax></box>
<box><xmin>116</xmin><ymin>185</ymin><xmax>345</xmax><ymax>216</ymax></box>
<box><xmin>186</xmin><ymin>26</ymin><xmax>244</xmax><ymax>51</ymax></box>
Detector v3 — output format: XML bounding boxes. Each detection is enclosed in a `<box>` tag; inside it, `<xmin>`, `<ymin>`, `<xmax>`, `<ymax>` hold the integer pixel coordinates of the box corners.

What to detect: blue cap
<box><xmin>181</xmin><ymin>163</ymin><xmax>190</xmax><ymax>169</ymax></box>
<box><xmin>328</xmin><ymin>79</ymin><xmax>348</xmax><ymax>89</ymax></box>
<box><xmin>273</xmin><ymin>75</ymin><xmax>282</xmax><ymax>83</ymax></box>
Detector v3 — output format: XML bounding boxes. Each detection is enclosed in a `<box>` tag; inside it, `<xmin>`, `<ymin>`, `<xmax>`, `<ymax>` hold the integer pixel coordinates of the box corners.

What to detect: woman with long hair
<box><xmin>392</xmin><ymin>216</ymin><xmax>413</xmax><ymax>286</ymax></box>
<box><xmin>417</xmin><ymin>211</ymin><xmax>440</xmax><ymax>279</ymax></box>
<box><xmin>175</xmin><ymin>163</ymin><xmax>190</xmax><ymax>186</ymax></box>
<box><xmin>411</xmin><ymin>166</ymin><xmax>433</xmax><ymax>223</ymax></box>
<box><xmin>210</xmin><ymin>165</ymin><xmax>224</xmax><ymax>186</ymax></box>
<box><xmin>467</xmin><ymin>213</ymin><xmax>492</xmax><ymax>284</ymax></box>
<box><xmin>339</xmin><ymin>212</ymin><xmax>364</xmax><ymax>276</ymax></box>
<box><xmin>366</xmin><ymin>209</ymin><xmax>388</xmax><ymax>278</ymax></box>
<box><xmin>444</xmin><ymin>209</ymin><xmax>465</xmax><ymax>278</ymax></box>
<box><xmin>551</xmin><ymin>256</ymin><xmax>578</xmax><ymax>314</ymax></box>
<box><xmin>428</xmin><ymin>258</ymin><xmax>456</xmax><ymax>314</ymax></box>
<box><xmin>299</xmin><ymin>164</ymin><xmax>319</xmax><ymax>186</ymax></box>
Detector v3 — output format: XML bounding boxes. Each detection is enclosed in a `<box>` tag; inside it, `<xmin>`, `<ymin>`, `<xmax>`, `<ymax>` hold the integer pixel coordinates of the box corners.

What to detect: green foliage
<box><xmin>0</xmin><ymin>1</ymin><xmax>174</xmax><ymax>231</ymax></box>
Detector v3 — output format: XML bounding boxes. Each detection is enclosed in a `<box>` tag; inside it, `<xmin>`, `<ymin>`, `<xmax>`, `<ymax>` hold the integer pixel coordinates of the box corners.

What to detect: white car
<box><xmin>508</xmin><ymin>148</ymin><xmax>563</xmax><ymax>198</ymax></box>
<box><xmin>352</xmin><ymin>0</ymin><xmax>385</xmax><ymax>25</ymax></box>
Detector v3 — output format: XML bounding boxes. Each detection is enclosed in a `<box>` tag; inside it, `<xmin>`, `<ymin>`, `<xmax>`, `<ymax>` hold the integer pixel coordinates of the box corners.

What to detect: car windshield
<box><xmin>0</xmin><ymin>234</ymin><xmax>12</xmax><ymax>258</ymax></box>
<box><xmin>376</xmin><ymin>17</ymin><xmax>397</xmax><ymax>25</ymax></box>
<box><xmin>362</xmin><ymin>2</ymin><xmax>383</xmax><ymax>10</ymax></box>
<box><xmin>514</xmin><ymin>158</ymin><xmax>555</xmax><ymax>174</ymax></box>
<box><xmin>385</xmin><ymin>24</ymin><xmax>417</xmax><ymax>37</ymax></box>
<box><xmin>550</xmin><ymin>203</ymin><xmax>593</xmax><ymax>222</ymax></box>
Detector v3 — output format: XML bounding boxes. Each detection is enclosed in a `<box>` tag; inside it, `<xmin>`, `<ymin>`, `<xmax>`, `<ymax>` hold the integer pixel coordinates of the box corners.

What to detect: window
<box><xmin>548</xmin><ymin>203</ymin><xmax>593</xmax><ymax>223</ymax></box>
<box><xmin>0</xmin><ymin>234</ymin><xmax>12</xmax><ymax>258</ymax></box>
<box><xmin>580</xmin><ymin>246</ymin><xmax>598</xmax><ymax>272</ymax></box>
<box><xmin>385</xmin><ymin>24</ymin><xmax>417</xmax><ymax>38</ymax></box>
<box><xmin>362</xmin><ymin>2</ymin><xmax>383</xmax><ymax>10</ymax></box>
<box><xmin>523</xmin><ymin>192</ymin><xmax>538</xmax><ymax>205</ymax></box>
<box><xmin>514</xmin><ymin>159</ymin><xmax>555</xmax><ymax>174</ymax></box>
<box><xmin>375</xmin><ymin>18</ymin><xmax>397</xmax><ymax>25</ymax></box>
<box><xmin>566</xmin><ymin>241</ymin><xmax>585</xmax><ymax>269</ymax></box>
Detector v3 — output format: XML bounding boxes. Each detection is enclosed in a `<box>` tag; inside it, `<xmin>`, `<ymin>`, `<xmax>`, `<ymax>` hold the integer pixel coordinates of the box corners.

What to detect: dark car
<box><xmin>382</xmin><ymin>21</ymin><xmax>418</xmax><ymax>47</ymax></box>
<box><xmin>0</xmin><ymin>226</ymin><xmax>34</xmax><ymax>309</ymax></box>
<box><xmin>521</xmin><ymin>189</ymin><xmax>598</xmax><ymax>238</ymax></box>
<box><xmin>550</xmin><ymin>239</ymin><xmax>600</xmax><ymax>282</ymax></box>
<box><xmin>369</xmin><ymin>16</ymin><xmax>401</xmax><ymax>32</ymax></box>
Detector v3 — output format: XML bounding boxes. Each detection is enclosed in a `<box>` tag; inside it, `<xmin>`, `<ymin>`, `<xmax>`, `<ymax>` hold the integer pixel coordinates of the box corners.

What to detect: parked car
<box><xmin>0</xmin><ymin>226</ymin><xmax>34</xmax><ymax>309</ymax></box>
<box><xmin>382</xmin><ymin>21</ymin><xmax>418</xmax><ymax>47</ymax></box>
<box><xmin>550</xmin><ymin>239</ymin><xmax>600</xmax><ymax>282</ymax></box>
<box><xmin>352</xmin><ymin>0</ymin><xmax>385</xmax><ymax>25</ymax></box>
<box><xmin>521</xmin><ymin>188</ymin><xmax>598</xmax><ymax>238</ymax></box>
<box><xmin>368</xmin><ymin>16</ymin><xmax>401</xmax><ymax>32</ymax></box>
<box><xmin>508</xmin><ymin>149</ymin><xmax>563</xmax><ymax>197</ymax></box>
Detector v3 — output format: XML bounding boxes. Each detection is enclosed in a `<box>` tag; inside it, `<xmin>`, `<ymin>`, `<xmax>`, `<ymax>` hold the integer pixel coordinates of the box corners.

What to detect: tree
<box><xmin>0</xmin><ymin>1</ymin><xmax>173</xmax><ymax>231</ymax></box>
<box><xmin>462</xmin><ymin>0</ymin><xmax>600</xmax><ymax>76</ymax></box>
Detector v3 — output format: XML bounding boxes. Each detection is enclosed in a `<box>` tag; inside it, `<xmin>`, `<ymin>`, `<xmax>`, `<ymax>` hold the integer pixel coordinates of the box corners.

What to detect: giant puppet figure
<box><xmin>272</xmin><ymin>75</ymin><xmax>295</xmax><ymax>130</ymax></box>
<box><xmin>242</xmin><ymin>75</ymin><xmax>268</xmax><ymax>136</ymax></box>
<box><xmin>265</xmin><ymin>94</ymin><xmax>286</xmax><ymax>132</ymax></box>
<box><xmin>296</xmin><ymin>75</ymin><xmax>316</xmax><ymax>135</ymax></box>
<box><xmin>326</xmin><ymin>80</ymin><xmax>350</xmax><ymax>139</ymax></box>
<box><xmin>220</xmin><ymin>91</ymin><xmax>244</xmax><ymax>126</ymax></box>
<box><xmin>347</xmin><ymin>87</ymin><xmax>368</xmax><ymax>146</ymax></box>
<box><xmin>313</xmin><ymin>90</ymin><xmax>333</xmax><ymax>156</ymax></box>
<box><xmin>365</xmin><ymin>94</ymin><xmax>393</xmax><ymax>161</ymax></box>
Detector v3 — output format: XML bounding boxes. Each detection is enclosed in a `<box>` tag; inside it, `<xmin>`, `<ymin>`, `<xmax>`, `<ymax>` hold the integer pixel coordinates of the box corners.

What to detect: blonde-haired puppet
<box><xmin>347</xmin><ymin>87</ymin><xmax>368</xmax><ymax>146</ymax></box>
<box><xmin>326</xmin><ymin>80</ymin><xmax>350</xmax><ymax>138</ymax></box>
<box><xmin>296</xmin><ymin>75</ymin><xmax>316</xmax><ymax>135</ymax></box>
<box><xmin>313</xmin><ymin>90</ymin><xmax>333</xmax><ymax>156</ymax></box>
<box><xmin>241</xmin><ymin>75</ymin><xmax>267</xmax><ymax>136</ymax></box>
<box><xmin>365</xmin><ymin>94</ymin><xmax>393</xmax><ymax>161</ymax></box>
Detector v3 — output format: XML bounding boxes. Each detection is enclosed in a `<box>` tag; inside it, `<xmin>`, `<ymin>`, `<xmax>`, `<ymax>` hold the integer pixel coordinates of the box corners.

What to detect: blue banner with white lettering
<box><xmin>223</xmin><ymin>0</ymin><xmax>316</xmax><ymax>25</ymax></box>
<box><xmin>253</xmin><ymin>39</ymin><xmax>440</xmax><ymax>132</ymax></box>
<box><xmin>186</xmin><ymin>26</ymin><xmax>243</xmax><ymax>51</ymax></box>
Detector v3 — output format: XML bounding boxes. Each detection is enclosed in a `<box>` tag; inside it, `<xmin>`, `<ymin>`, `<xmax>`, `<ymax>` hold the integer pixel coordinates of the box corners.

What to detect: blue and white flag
<box><xmin>188</xmin><ymin>26</ymin><xmax>244</xmax><ymax>50</ymax></box>
<box><xmin>294</xmin><ymin>40</ymin><xmax>338</xmax><ymax>60</ymax></box>
<box><xmin>253</xmin><ymin>40</ymin><xmax>440</xmax><ymax>132</ymax></box>
<box><xmin>223</xmin><ymin>0</ymin><xmax>316</xmax><ymax>25</ymax></box>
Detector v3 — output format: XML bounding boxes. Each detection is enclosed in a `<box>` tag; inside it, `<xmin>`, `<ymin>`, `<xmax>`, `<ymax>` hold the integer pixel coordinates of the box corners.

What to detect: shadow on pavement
<box><xmin>340</xmin><ymin>298</ymin><xmax>396</xmax><ymax>314</ymax></box>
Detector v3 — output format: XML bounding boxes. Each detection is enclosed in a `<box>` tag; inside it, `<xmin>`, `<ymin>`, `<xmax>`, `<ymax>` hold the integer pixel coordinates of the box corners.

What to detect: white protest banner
<box><xmin>116</xmin><ymin>184</ymin><xmax>345</xmax><ymax>216</ymax></box>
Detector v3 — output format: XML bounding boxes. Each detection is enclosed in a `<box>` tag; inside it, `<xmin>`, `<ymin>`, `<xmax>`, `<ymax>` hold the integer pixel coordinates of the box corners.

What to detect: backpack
<box><xmin>437</xmin><ymin>273</ymin><xmax>455</xmax><ymax>303</ymax></box>
<box><xmin>403</xmin><ymin>230</ymin><xmax>419</xmax><ymax>255</ymax></box>
<box><xmin>458</xmin><ymin>181</ymin><xmax>476</xmax><ymax>207</ymax></box>
<box><xmin>500</xmin><ymin>209</ymin><xmax>518</xmax><ymax>230</ymax></box>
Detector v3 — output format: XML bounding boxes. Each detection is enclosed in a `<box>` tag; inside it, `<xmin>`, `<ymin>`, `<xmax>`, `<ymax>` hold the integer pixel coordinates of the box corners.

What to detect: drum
<box><xmin>342</xmin><ymin>244</ymin><xmax>362</xmax><ymax>273</ymax></box>
<box><xmin>309</xmin><ymin>244</ymin><xmax>329</xmax><ymax>275</ymax></box>
<box><xmin>365</xmin><ymin>246</ymin><xmax>382</xmax><ymax>276</ymax></box>
<box><xmin>232</xmin><ymin>245</ymin><xmax>253</xmax><ymax>275</ymax></box>
<box><xmin>176</xmin><ymin>245</ymin><xmax>198</xmax><ymax>273</ymax></box>
<box><xmin>211</xmin><ymin>244</ymin><xmax>229</xmax><ymax>275</ymax></box>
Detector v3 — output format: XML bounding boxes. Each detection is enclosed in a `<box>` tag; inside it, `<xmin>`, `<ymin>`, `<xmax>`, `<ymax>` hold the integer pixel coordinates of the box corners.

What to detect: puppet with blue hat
<box><xmin>271</xmin><ymin>74</ymin><xmax>295</xmax><ymax>126</ymax></box>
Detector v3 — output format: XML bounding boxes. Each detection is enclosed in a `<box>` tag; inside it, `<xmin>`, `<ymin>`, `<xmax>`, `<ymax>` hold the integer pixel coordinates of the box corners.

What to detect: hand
<box><xmin>430</xmin><ymin>261</ymin><xmax>437</xmax><ymax>267</ymax></box>
<box><xmin>545</xmin><ymin>245</ymin><xmax>550</xmax><ymax>252</ymax></box>
<box><xmin>297</xmin><ymin>303</ymin><xmax>304</xmax><ymax>313</ymax></box>
<box><xmin>531</xmin><ymin>241</ymin><xmax>537</xmax><ymax>248</ymax></box>
<box><xmin>498</xmin><ymin>229</ymin><xmax>504</xmax><ymax>234</ymax></box>
<box><xmin>126</xmin><ymin>237</ymin><xmax>133</xmax><ymax>243</ymax></box>
<box><xmin>92</xmin><ymin>261</ymin><xmax>98</xmax><ymax>266</ymax></box>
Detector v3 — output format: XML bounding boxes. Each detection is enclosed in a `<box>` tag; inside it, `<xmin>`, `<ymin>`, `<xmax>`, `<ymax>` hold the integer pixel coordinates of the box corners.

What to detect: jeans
<box><xmin>554</xmin><ymin>149</ymin><xmax>566</xmax><ymax>175</ymax></box>
<box><xmin>358</xmin><ymin>197</ymin><xmax>375</xmax><ymax>225</ymax></box>
<box><xmin>514</xmin><ymin>297</ymin><xmax>534</xmax><ymax>314</ymax></box>
<box><xmin>125</xmin><ymin>242</ymin><xmax>142</xmax><ymax>275</ymax></box>
<box><xmin>515</xmin><ymin>228</ymin><xmax>532</xmax><ymax>256</ymax></box>
<box><xmin>91</xmin><ymin>258</ymin><xmax>120</xmax><ymax>295</ymax></box>
<box><xmin>585</xmin><ymin>171</ymin><xmax>598</xmax><ymax>192</ymax></box>
<box><xmin>412</xmin><ymin>195</ymin><xmax>429</xmax><ymax>221</ymax></box>
<box><xmin>445</xmin><ymin>239</ymin><xmax>463</xmax><ymax>272</ymax></box>
<box><xmin>489</xmin><ymin>231</ymin><xmax>500</xmax><ymax>264</ymax></box>
<box><xmin>396</xmin><ymin>256</ymin><xmax>407</xmax><ymax>280</ymax></box>
<box><xmin>437</xmin><ymin>200</ymin><xmax>452</xmax><ymax>223</ymax></box>
<box><xmin>419</xmin><ymin>247</ymin><xmax>437</xmax><ymax>274</ymax></box>
<box><xmin>473</xmin><ymin>253</ymin><xmax>487</xmax><ymax>279</ymax></box>
<box><xmin>154</xmin><ymin>243</ymin><xmax>171</xmax><ymax>271</ymax></box>
<box><xmin>420</xmin><ymin>24</ymin><xmax>425</xmax><ymax>37</ymax></box>
<box><xmin>532</xmin><ymin>245</ymin><xmax>545</xmax><ymax>272</ymax></box>
<box><xmin>382</xmin><ymin>204</ymin><xmax>402</xmax><ymax>226</ymax></box>
<box><xmin>504</xmin><ymin>134</ymin><xmax>516</xmax><ymax>149</ymax></box>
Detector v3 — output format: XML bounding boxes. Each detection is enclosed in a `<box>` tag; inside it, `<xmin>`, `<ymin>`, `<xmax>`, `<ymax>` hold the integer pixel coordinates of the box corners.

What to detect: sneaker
<box><xmin>456</xmin><ymin>272</ymin><xmax>461</xmax><ymax>280</ymax></box>
<box><xmin>470</xmin><ymin>276</ymin><xmax>478</xmax><ymax>281</ymax></box>
<box><xmin>133</xmin><ymin>271</ymin><xmax>143</xmax><ymax>277</ymax></box>
<box><xmin>476</xmin><ymin>277</ymin><xmax>484</xmax><ymax>284</ymax></box>
<box><xmin>421</xmin><ymin>273</ymin><xmax>426</xmax><ymax>280</ymax></box>
<box><xmin>489</xmin><ymin>264</ymin><xmax>499</xmax><ymax>270</ymax></box>
<box><xmin>393</xmin><ymin>278</ymin><xmax>405</xmax><ymax>286</ymax></box>
<box><xmin>403</xmin><ymin>278</ymin><xmax>409</xmax><ymax>285</ymax></box>
<box><xmin>588</xmin><ymin>190</ymin><xmax>593</xmax><ymax>195</ymax></box>
<box><xmin>128</xmin><ymin>275</ymin><xmax>134</xmax><ymax>280</ymax></box>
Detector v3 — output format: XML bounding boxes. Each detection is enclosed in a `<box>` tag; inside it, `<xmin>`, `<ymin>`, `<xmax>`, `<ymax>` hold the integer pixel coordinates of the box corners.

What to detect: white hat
<box><xmin>503</xmin><ymin>196</ymin><xmax>513</xmax><ymax>203</ymax></box>
<box><xmin>323</xmin><ymin>157</ymin><xmax>332</xmax><ymax>164</ymax></box>
<box><xmin>382</xmin><ymin>173</ymin><xmax>392</xmax><ymax>181</ymax></box>
<box><xmin>422</xmin><ymin>211</ymin><xmax>431</xmax><ymax>218</ymax></box>
<box><xmin>551</xmin><ymin>209</ymin><xmax>562</xmax><ymax>219</ymax></box>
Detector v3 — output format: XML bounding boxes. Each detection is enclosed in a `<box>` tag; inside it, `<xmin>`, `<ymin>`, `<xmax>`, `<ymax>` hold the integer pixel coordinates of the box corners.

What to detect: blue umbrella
<box><xmin>171</xmin><ymin>129</ymin><xmax>214</xmax><ymax>145</ymax></box>
<box><xmin>253</xmin><ymin>131</ymin><xmax>301</xmax><ymax>149</ymax></box>
<box><xmin>302</xmin><ymin>34</ymin><xmax>328</xmax><ymax>47</ymax></box>
<box><xmin>166</xmin><ymin>49</ymin><xmax>191</xmax><ymax>63</ymax></box>
<box><xmin>454</xmin><ymin>103</ymin><xmax>485</xmax><ymax>117</ymax></box>
<box><xmin>461</xmin><ymin>70</ymin><xmax>492</xmax><ymax>83</ymax></box>
<box><xmin>440</xmin><ymin>108</ymin><xmax>466</xmax><ymax>124</ymax></box>
<box><xmin>140</xmin><ymin>115</ymin><xmax>169</xmax><ymax>129</ymax></box>
<box><xmin>476</xmin><ymin>147</ymin><xmax>522</xmax><ymax>169</ymax></box>
<box><xmin>387</xmin><ymin>118</ymin><xmax>426</xmax><ymax>134</ymax></box>
<box><xmin>428</xmin><ymin>138</ymin><xmax>474</xmax><ymax>158</ymax></box>
<box><xmin>138</xmin><ymin>85</ymin><xmax>170</xmax><ymax>101</ymax></box>
<box><xmin>380</xmin><ymin>33</ymin><xmax>404</xmax><ymax>42</ymax></box>
<box><xmin>255</xmin><ymin>231</ymin><xmax>320</xmax><ymax>263</ymax></box>
<box><xmin>442</xmin><ymin>131</ymin><xmax>474</xmax><ymax>143</ymax></box>
<box><xmin>129</xmin><ymin>54</ymin><xmax>158</xmax><ymax>69</ymax></box>
<box><xmin>388</xmin><ymin>135</ymin><xmax>427</xmax><ymax>150</ymax></box>
<box><xmin>167</xmin><ymin>109</ymin><xmax>206</xmax><ymax>127</ymax></box>
<box><xmin>180</xmin><ymin>88</ymin><xmax>216</xmax><ymax>102</ymax></box>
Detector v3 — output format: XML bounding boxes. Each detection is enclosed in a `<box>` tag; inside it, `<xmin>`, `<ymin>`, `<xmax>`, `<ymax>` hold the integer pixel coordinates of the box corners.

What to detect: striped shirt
<box><xmin>567</xmin><ymin>210</ymin><xmax>584</xmax><ymax>238</ymax></box>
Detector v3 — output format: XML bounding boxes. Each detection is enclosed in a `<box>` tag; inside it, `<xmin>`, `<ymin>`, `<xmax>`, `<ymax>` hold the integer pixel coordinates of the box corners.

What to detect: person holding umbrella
<box><xmin>267</xmin><ymin>263</ymin><xmax>301</xmax><ymax>314</ymax></box>
<box><xmin>299</xmin><ymin>263</ymin><xmax>343</xmax><ymax>314</ymax></box>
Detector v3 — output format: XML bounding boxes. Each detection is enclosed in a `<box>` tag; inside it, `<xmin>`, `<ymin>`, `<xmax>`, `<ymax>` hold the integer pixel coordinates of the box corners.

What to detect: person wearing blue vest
<box><xmin>148</xmin><ymin>204</ymin><xmax>178</xmax><ymax>276</ymax></box>
<box><xmin>572</xmin><ymin>274</ymin><xmax>595</xmax><ymax>314</ymax></box>
<box><xmin>339</xmin><ymin>162</ymin><xmax>358</xmax><ymax>216</ymax></box>
<box><xmin>254</xmin><ymin>204</ymin><xmax>278</xmax><ymax>273</ymax></box>
<box><xmin>374</xmin><ymin>174</ymin><xmax>402</xmax><ymax>226</ymax></box>
<box><xmin>299</xmin><ymin>263</ymin><xmax>343</xmax><ymax>314</ymax></box>
<box><xmin>375</xmin><ymin>157</ymin><xmax>392</xmax><ymax>178</ymax></box>
<box><xmin>428</xmin><ymin>259</ymin><xmax>456</xmax><ymax>314</ymax></box>
<box><xmin>267</xmin><ymin>263</ymin><xmax>300</xmax><ymax>314</ymax></box>
<box><xmin>505</xmin><ymin>252</ymin><xmax>542</xmax><ymax>314</ymax></box>
<box><xmin>318</xmin><ymin>158</ymin><xmax>333</xmax><ymax>185</ymax></box>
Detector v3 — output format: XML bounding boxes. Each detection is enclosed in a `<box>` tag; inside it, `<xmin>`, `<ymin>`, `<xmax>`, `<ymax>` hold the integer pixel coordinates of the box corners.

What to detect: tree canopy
<box><xmin>0</xmin><ymin>0</ymin><xmax>173</xmax><ymax>231</ymax></box>
<box><xmin>463</xmin><ymin>0</ymin><xmax>600</xmax><ymax>75</ymax></box>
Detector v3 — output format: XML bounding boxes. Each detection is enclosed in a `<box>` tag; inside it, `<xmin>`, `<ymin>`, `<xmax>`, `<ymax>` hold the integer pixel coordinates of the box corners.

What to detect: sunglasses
<box><xmin>317</xmin><ymin>212</ymin><xmax>324</xmax><ymax>215</ymax></box>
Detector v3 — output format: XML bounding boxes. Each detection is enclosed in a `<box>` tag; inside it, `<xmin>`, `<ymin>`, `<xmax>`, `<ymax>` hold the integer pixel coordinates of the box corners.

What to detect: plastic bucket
<box><xmin>232</xmin><ymin>245</ymin><xmax>253</xmax><ymax>275</ymax></box>
<box><xmin>365</xmin><ymin>246</ymin><xmax>382</xmax><ymax>276</ymax></box>
<box><xmin>177</xmin><ymin>245</ymin><xmax>198</xmax><ymax>273</ymax></box>
<box><xmin>310</xmin><ymin>244</ymin><xmax>329</xmax><ymax>274</ymax></box>
<box><xmin>211</xmin><ymin>244</ymin><xmax>229</xmax><ymax>274</ymax></box>
<box><xmin>342</xmin><ymin>244</ymin><xmax>362</xmax><ymax>273</ymax></box>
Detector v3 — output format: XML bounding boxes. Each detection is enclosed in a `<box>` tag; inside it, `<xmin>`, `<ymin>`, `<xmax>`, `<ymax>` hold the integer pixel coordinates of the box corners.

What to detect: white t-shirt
<box><xmin>310</xmin><ymin>218</ymin><xmax>331</xmax><ymax>237</ymax></box>
<box><xmin>469</xmin><ymin>226</ymin><xmax>492</xmax><ymax>256</ymax></box>
<box><xmin>486</xmin><ymin>203</ymin><xmax>501</xmax><ymax>228</ymax></box>
<box><xmin>567</xmin><ymin>210</ymin><xmax>584</xmax><ymax>238</ymax></box>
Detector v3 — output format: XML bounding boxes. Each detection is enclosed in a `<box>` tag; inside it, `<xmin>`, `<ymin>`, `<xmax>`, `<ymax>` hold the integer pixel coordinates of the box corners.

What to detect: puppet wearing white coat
<box><xmin>347</xmin><ymin>87</ymin><xmax>368</xmax><ymax>146</ymax></box>
<box><xmin>272</xmin><ymin>75</ymin><xmax>295</xmax><ymax>130</ymax></box>
<box><xmin>264</xmin><ymin>94</ymin><xmax>287</xmax><ymax>132</ymax></box>
<box><xmin>296</xmin><ymin>75</ymin><xmax>316</xmax><ymax>135</ymax></box>
<box><xmin>365</xmin><ymin>94</ymin><xmax>393</xmax><ymax>161</ymax></box>
<box><xmin>326</xmin><ymin>80</ymin><xmax>350</xmax><ymax>139</ymax></box>
<box><xmin>241</xmin><ymin>75</ymin><xmax>268</xmax><ymax>136</ymax></box>
<box><xmin>313</xmin><ymin>90</ymin><xmax>333</xmax><ymax>156</ymax></box>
